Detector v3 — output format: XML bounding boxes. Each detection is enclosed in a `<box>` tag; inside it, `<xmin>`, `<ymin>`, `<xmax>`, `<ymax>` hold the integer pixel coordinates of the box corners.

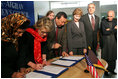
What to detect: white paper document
<box><xmin>61</xmin><ymin>56</ymin><xmax>83</xmax><ymax>60</ymax></box>
<box><xmin>38</xmin><ymin>65</ymin><xmax>67</xmax><ymax>75</ymax></box>
<box><xmin>26</xmin><ymin>72</ymin><xmax>52</xmax><ymax>78</ymax></box>
<box><xmin>51</xmin><ymin>60</ymin><xmax>76</xmax><ymax>66</ymax></box>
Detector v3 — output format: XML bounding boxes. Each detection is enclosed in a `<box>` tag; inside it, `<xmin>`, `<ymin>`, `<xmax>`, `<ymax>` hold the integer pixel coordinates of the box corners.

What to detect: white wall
<box><xmin>34</xmin><ymin>1</ymin><xmax>50</xmax><ymax>23</ymax></box>
<box><xmin>101</xmin><ymin>5</ymin><xmax>117</xmax><ymax>13</ymax></box>
<box><xmin>52</xmin><ymin>7</ymin><xmax>87</xmax><ymax>16</ymax></box>
<box><xmin>52</xmin><ymin>1</ymin><xmax>101</xmax><ymax>17</ymax></box>
<box><xmin>33</xmin><ymin>1</ymin><xmax>117</xmax><ymax>21</ymax></box>
<box><xmin>52</xmin><ymin>5</ymin><xmax>117</xmax><ymax>19</ymax></box>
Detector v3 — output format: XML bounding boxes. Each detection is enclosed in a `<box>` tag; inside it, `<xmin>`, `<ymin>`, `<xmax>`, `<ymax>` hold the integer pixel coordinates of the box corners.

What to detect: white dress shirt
<box><xmin>75</xmin><ymin>22</ymin><xmax>79</xmax><ymax>28</ymax></box>
<box><xmin>88</xmin><ymin>14</ymin><xmax>95</xmax><ymax>24</ymax></box>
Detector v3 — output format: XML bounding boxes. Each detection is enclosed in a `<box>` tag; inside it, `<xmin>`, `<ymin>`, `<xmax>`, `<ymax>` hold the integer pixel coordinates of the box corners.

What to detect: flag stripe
<box><xmin>85</xmin><ymin>53</ymin><xmax>100</xmax><ymax>78</ymax></box>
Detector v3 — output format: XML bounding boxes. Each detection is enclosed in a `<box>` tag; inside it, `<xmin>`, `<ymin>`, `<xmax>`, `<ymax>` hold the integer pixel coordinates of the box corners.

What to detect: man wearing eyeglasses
<box><xmin>100</xmin><ymin>10</ymin><xmax>117</xmax><ymax>76</ymax></box>
<box><xmin>42</xmin><ymin>12</ymin><xmax>69</xmax><ymax>60</ymax></box>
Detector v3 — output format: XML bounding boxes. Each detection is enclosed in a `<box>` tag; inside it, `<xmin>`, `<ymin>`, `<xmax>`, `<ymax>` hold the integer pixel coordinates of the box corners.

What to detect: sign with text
<box><xmin>1</xmin><ymin>1</ymin><xmax>35</xmax><ymax>26</ymax></box>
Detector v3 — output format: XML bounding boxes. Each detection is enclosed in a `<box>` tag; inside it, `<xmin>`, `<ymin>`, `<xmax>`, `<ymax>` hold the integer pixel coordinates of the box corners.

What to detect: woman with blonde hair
<box><xmin>18</xmin><ymin>16</ymin><xmax>52</xmax><ymax>71</ymax></box>
<box><xmin>67</xmin><ymin>8</ymin><xmax>87</xmax><ymax>55</ymax></box>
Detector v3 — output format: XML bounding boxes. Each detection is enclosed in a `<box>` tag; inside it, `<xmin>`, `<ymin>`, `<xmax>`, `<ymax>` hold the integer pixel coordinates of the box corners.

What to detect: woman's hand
<box><xmin>42</xmin><ymin>60</ymin><xmax>51</xmax><ymax>66</ymax></box>
<box><xmin>28</xmin><ymin>61</ymin><xmax>43</xmax><ymax>71</ymax></box>
<box><xmin>42</xmin><ymin>54</ymin><xmax>46</xmax><ymax>61</ymax></box>
<box><xmin>83</xmin><ymin>49</ymin><xmax>87</xmax><ymax>54</ymax></box>
<box><xmin>35</xmin><ymin>64</ymin><xmax>43</xmax><ymax>71</ymax></box>
<box><xmin>69</xmin><ymin>51</ymin><xmax>73</xmax><ymax>56</ymax></box>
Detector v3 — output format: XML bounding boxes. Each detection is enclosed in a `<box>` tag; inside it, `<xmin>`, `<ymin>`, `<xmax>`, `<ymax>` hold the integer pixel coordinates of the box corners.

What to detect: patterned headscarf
<box><xmin>1</xmin><ymin>13</ymin><xmax>30</xmax><ymax>43</ymax></box>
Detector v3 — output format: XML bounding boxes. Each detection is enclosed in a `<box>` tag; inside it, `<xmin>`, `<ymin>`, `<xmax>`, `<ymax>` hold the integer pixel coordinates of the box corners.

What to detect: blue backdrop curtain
<box><xmin>1</xmin><ymin>1</ymin><xmax>35</xmax><ymax>26</ymax></box>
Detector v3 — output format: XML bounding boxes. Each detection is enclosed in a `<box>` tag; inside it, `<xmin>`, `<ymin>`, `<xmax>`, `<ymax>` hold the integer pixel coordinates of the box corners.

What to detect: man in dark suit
<box><xmin>43</xmin><ymin>12</ymin><xmax>69</xmax><ymax>60</ymax></box>
<box><xmin>80</xmin><ymin>3</ymin><xmax>99</xmax><ymax>55</ymax></box>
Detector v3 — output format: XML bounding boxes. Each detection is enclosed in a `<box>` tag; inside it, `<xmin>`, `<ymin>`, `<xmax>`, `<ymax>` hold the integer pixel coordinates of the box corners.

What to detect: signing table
<box><xmin>26</xmin><ymin>55</ymin><xmax>108</xmax><ymax>78</ymax></box>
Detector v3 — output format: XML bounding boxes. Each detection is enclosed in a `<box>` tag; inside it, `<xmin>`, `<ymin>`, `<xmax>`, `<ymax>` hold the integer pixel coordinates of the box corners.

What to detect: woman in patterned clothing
<box><xmin>1</xmin><ymin>13</ymin><xmax>30</xmax><ymax>78</ymax></box>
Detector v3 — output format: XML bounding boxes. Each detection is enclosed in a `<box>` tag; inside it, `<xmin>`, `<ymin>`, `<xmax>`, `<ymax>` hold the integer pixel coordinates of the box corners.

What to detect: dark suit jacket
<box><xmin>67</xmin><ymin>20</ymin><xmax>87</xmax><ymax>52</ymax></box>
<box><xmin>44</xmin><ymin>20</ymin><xmax>67</xmax><ymax>59</ymax></box>
<box><xmin>80</xmin><ymin>13</ymin><xmax>99</xmax><ymax>50</ymax></box>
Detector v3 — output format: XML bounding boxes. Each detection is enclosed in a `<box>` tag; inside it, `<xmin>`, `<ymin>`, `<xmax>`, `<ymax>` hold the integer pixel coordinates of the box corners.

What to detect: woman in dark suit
<box><xmin>67</xmin><ymin>8</ymin><xmax>87</xmax><ymax>55</ymax></box>
<box><xmin>18</xmin><ymin>17</ymin><xmax>52</xmax><ymax>71</ymax></box>
<box><xmin>1</xmin><ymin>13</ymin><xmax>30</xmax><ymax>78</ymax></box>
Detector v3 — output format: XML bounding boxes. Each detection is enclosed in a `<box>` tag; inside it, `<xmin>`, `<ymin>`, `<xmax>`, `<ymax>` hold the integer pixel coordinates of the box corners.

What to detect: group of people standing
<box><xmin>1</xmin><ymin>3</ymin><xmax>117</xmax><ymax>78</ymax></box>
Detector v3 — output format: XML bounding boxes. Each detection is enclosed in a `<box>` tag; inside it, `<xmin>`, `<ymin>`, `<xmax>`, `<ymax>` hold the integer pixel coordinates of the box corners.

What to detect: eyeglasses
<box><xmin>40</xmin><ymin>31</ymin><xmax>48</xmax><ymax>35</ymax></box>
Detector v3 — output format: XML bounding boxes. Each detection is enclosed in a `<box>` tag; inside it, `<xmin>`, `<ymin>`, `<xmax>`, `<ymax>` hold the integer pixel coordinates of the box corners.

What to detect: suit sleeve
<box><xmin>47</xmin><ymin>33</ymin><xmax>55</xmax><ymax>51</ymax></box>
<box><xmin>113</xmin><ymin>19</ymin><xmax>117</xmax><ymax>34</ymax></box>
<box><xmin>81</xmin><ymin>22</ymin><xmax>87</xmax><ymax>48</ymax></box>
<box><xmin>67</xmin><ymin>23</ymin><xmax>73</xmax><ymax>52</ymax></box>
<box><xmin>61</xmin><ymin>25</ymin><xmax>67</xmax><ymax>52</ymax></box>
<box><xmin>18</xmin><ymin>32</ymin><xmax>35</xmax><ymax>68</ymax></box>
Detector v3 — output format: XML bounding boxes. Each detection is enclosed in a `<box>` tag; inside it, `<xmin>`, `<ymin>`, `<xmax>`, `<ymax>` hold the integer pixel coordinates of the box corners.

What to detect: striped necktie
<box><xmin>91</xmin><ymin>15</ymin><xmax>95</xmax><ymax>30</ymax></box>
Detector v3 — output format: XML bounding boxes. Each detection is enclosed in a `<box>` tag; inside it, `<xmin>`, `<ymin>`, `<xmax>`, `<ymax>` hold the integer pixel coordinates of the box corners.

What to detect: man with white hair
<box><xmin>100</xmin><ymin>10</ymin><xmax>117</xmax><ymax>75</ymax></box>
<box><xmin>80</xmin><ymin>3</ymin><xmax>100</xmax><ymax>55</ymax></box>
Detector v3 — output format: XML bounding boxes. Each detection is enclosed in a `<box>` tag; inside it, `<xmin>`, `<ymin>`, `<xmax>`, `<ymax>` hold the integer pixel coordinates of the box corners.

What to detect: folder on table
<box><xmin>60</xmin><ymin>56</ymin><xmax>85</xmax><ymax>62</ymax></box>
<box><xmin>51</xmin><ymin>56</ymin><xmax>85</xmax><ymax>67</ymax></box>
<box><xmin>51</xmin><ymin>59</ymin><xmax>77</xmax><ymax>67</ymax></box>
<box><xmin>26</xmin><ymin>65</ymin><xmax>68</xmax><ymax>78</ymax></box>
<box><xmin>26</xmin><ymin>72</ymin><xmax>52</xmax><ymax>78</ymax></box>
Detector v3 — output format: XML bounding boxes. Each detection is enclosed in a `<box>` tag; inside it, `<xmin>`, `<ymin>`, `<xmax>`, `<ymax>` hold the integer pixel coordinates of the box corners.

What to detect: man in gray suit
<box><xmin>80</xmin><ymin>3</ymin><xmax>99</xmax><ymax>55</ymax></box>
<box><xmin>44</xmin><ymin>12</ymin><xmax>69</xmax><ymax>60</ymax></box>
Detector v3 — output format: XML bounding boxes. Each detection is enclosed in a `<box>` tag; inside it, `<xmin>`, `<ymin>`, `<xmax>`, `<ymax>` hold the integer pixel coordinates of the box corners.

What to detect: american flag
<box><xmin>85</xmin><ymin>53</ymin><xmax>100</xmax><ymax>78</ymax></box>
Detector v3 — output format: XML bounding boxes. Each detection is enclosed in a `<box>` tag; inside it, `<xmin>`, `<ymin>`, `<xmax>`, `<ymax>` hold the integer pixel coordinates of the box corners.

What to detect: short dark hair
<box><xmin>55</xmin><ymin>12</ymin><xmax>67</xmax><ymax>19</ymax></box>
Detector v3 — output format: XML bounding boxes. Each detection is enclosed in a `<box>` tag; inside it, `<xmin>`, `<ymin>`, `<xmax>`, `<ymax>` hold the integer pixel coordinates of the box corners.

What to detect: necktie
<box><xmin>55</xmin><ymin>27</ymin><xmax>58</xmax><ymax>56</ymax></box>
<box><xmin>91</xmin><ymin>15</ymin><xmax>95</xmax><ymax>30</ymax></box>
<box><xmin>56</xmin><ymin>27</ymin><xmax>58</xmax><ymax>42</ymax></box>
